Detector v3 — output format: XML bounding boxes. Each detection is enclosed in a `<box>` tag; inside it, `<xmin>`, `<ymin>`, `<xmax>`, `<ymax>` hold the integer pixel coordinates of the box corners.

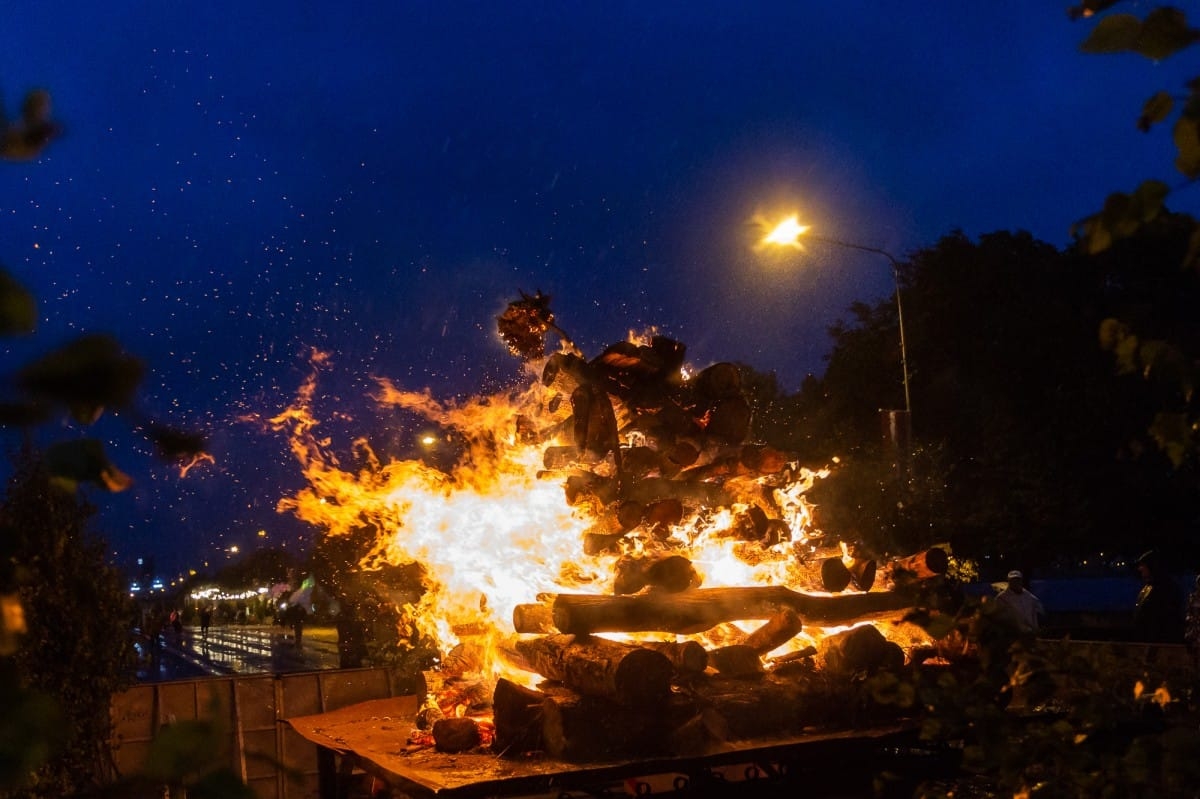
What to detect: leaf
<box><xmin>1136</xmin><ymin>7</ymin><xmax>1200</xmax><ymax>60</ymax></box>
<box><xmin>1183</xmin><ymin>226</ymin><xmax>1200</xmax><ymax>271</ymax></box>
<box><xmin>0</xmin><ymin>401</ymin><xmax>51</xmax><ymax>427</ymax></box>
<box><xmin>16</xmin><ymin>333</ymin><xmax>145</xmax><ymax>420</ymax></box>
<box><xmin>44</xmin><ymin>439</ymin><xmax>133</xmax><ymax>492</ymax></box>
<box><xmin>1081</xmin><ymin>13</ymin><xmax>1141</xmax><ymax>53</ymax></box>
<box><xmin>1174</xmin><ymin>113</ymin><xmax>1200</xmax><ymax>177</ymax></box>
<box><xmin>1067</xmin><ymin>0</ymin><xmax>1124</xmax><ymax>22</ymax></box>
<box><xmin>0</xmin><ymin>267</ymin><xmax>36</xmax><ymax>335</ymax></box>
<box><xmin>1080</xmin><ymin>181</ymin><xmax>1170</xmax><ymax>253</ymax></box>
<box><xmin>1138</xmin><ymin>90</ymin><xmax>1174</xmax><ymax>132</ymax></box>
<box><xmin>1148</xmin><ymin>412</ymin><xmax>1191</xmax><ymax>467</ymax></box>
<box><xmin>146</xmin><ymin>423</ymin><xmax>209</xmax><ymax>460</ymax></box>
<box><xmin>1081</xmin><ymin>9</ymin><xmax>1200</xmax><ymax>60</ymax></box>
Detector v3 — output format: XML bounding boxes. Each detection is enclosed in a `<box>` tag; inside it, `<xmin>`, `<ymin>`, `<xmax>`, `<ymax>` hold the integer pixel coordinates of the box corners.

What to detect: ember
<box><xmin>271</xmin><ymin>295</ymin><xmax>950</xmax><ymax>761</ymax></box>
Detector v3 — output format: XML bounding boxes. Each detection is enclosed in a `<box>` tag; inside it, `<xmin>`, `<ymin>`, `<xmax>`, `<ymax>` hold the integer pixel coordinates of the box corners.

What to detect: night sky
<box><xmin>3</xmin><ymin>3</ymin><xmax>1195</xmax><ymax>576</ymax></box>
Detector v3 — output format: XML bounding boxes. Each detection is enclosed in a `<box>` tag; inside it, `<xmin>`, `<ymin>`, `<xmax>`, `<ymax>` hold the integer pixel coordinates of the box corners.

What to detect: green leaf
<box><xmin>44</xmin><ymin>439</ymin><xmax>133</xmax><ymax>492</ymax></box>
<box><xmin>16</xmin><ymin>333</ymin><xmax>145</xmax><ymax>421</ymax></box>
<box><xmin>0</xmin><ymin>268</ymin><xmax>36</xmax><ymax>336</ymax></box>
<box><xmin>1138</xmin><ymin>90</ymin><xmax>1174</xmax><ymax>131</ymax></box>
<box><xmin>1081</xmin><ymin>14</ymin><xmax>1141</xmax><ymax>53</ymax></box>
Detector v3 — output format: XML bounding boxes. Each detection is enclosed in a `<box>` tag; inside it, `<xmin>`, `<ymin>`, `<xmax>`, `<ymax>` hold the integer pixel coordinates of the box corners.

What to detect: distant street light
<box><xmin>760</xmin><ymin>214</ymin><xmax>912</xmax><ymax>418</ymax></box>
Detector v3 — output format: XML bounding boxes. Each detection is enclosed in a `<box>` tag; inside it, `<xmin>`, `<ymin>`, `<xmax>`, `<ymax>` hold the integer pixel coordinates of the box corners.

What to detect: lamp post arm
<box><xmin>807</xmin><ymin>234</ymin><xmax>912</xmax><ymax>417</ymax></box>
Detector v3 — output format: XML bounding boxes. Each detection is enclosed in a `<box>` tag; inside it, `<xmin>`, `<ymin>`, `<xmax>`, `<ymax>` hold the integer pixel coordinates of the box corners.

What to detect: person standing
<box><xmin>199</xmin><ymin>606</ymin><xmax>212</xmax><ymax>638</ymax></box>
<box><xmin>1133</xmin><ymin>550</ymin><xmax>1185</xmax><ymax>644</ymax></box>
<box><xmin>994</xmin><ymin>570</ymin><xmax>1044</xmax><ymax>634</ymax></box>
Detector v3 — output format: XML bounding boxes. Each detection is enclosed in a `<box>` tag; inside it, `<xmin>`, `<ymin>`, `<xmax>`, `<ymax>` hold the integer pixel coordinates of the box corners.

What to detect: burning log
<box><xmin>612</xmin><ymin>553</ymin><xmax>701</xmax><ymax>595</ymax></box>
<box><xmin>540</xmin><ymin>690</ymin><xmax>686</xmax><ymax>762</ymax></box>
<box><xmin>492</xmin><ymin>678</ymin><xmax>546</xmax><ymax>757</ymax></box>
<box><xmin>821</xmin><ymin>557</ymin><xmax>853</xmax><ymax>592</ymax></box>
<box><xmin>432</xmin><ymin>717</ymin><xmax>482</xmax><ymax>753</ymax></box>
<box><xmin>885</xmin><ymin>547</ymin><xmax>951</xmax><ymax>584</ymax></box>
<box><xmin>513</xmin><ymin>634</ymin><xmax>674</xmax><ymax>706</ymax></box>
<box><xmin>685</xmin><ymin>673</ymin><xmax>842</xmax><ymax>742</ymax></box>
<box><xmin>642</xmin><ymin>639</ymin><xmax>708</xmax><ymax>675</ymax></box>
<box><xmin>740</xmin><ymin>608</ymin><xmax>804</xmax><ymax>655</ymax></box>
<box><xmin>707</xmin><ymin>644</ymin><xmax>764</xmax><ymax>678</ymax></box>
<box><xmin>549</xmin><ymin>585</ymin><xmax>924</xmax><ymax>636</ymax></box>
<box><xmin>821</xmin><ymin>624</ymin><xmax>906</xmax><ymax>676</ymax></box>
<box><xmin>845</xmin><ymin>556</ymin><xmax>877</xmax><ymax>591</ymax></box>
<box><xmin>512</xmin><ymin>603</ymin><xmax>555</xmax><ymax>634</ymax></box>
<box><xmin>571</xmin><ymin>383</ymin><xmax>619</xmax><ymax>460</ymax></box>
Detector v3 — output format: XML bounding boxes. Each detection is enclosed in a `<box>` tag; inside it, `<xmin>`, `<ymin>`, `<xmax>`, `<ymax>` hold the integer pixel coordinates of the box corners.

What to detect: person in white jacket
<box><xmin>994</xmin><ymin>570</ymin><xmax>1044</xmax><ymax>634</ymax></box>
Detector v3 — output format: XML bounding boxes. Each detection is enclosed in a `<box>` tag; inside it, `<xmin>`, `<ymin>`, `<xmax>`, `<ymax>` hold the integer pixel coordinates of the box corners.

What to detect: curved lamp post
<box><xmin>761</xmin><ymin>215</ymin><xmax>912</xmax><ymax>418</ymax></box>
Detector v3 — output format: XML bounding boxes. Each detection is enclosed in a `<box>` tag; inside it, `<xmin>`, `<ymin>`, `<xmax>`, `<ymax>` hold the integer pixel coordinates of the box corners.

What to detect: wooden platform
<box><xmin>285</xmin><ymin>695</ymin><xmax>919</xmax><ymax>799</ymax></box>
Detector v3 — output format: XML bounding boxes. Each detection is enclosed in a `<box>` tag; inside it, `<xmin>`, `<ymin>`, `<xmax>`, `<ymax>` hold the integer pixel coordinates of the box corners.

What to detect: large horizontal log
<box><xmin>513</xmin><ymin>634</ymin><xmax>673</xmax><ymax>706</ymax></box>
<box><xmin>540</xmin><ymin>689</ymin><xmax>691</xmax><ymax>762</ymax></box>
<box><xmin>550</xmin><ymin>585</ymin><xmax>924</xmax><ymax>636</ymax></box>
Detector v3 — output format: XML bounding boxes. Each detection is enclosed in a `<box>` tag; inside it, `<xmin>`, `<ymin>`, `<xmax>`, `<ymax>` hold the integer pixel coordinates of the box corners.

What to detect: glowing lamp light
<box><xmin>761</xmin><ymin>214</ymin><xmax>809</xmax><ymax>248</ymax></box>
<box><xmin>757</xmin><ymin>213</ymin><xmax>912</xmax><ymax>417</ymax></box>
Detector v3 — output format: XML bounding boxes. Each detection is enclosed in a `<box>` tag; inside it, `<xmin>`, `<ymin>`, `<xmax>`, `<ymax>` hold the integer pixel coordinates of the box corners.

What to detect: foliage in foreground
<box><xmin>0</xmin><ymin>452</ymin><xmax>136</xmax><ymax>797</ymax></box>
<box><xmin>890</xmin><ymin>599</ymin><xmax>1200</xmax><ymax>798</ymax></box>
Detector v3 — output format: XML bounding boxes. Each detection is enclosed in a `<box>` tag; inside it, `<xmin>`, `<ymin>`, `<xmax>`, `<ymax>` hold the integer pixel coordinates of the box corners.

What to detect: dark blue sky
<box><xmin>2</xmin><ymin>2</ymin><xmax>1195</xmax><ymax>574</ymax></box>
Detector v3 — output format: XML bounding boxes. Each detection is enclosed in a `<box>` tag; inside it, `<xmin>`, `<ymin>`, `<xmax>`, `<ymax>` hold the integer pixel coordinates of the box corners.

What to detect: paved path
<box><xmin>136</xmin><ymin>624</ymin><xmax>342</xmax><ymax>681</ymax></box>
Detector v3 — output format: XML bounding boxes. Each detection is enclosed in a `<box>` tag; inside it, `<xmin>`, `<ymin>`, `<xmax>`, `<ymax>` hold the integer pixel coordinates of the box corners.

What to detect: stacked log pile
<box><xmin>427</xmin><ymin>294</ymin><xmax>950</xmax><ymax>761</ymax></box>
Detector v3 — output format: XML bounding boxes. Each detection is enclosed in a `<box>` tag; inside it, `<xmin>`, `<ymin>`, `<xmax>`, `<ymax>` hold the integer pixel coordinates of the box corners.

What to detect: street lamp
<box><xmin>760</xmin><ymin>214</ymin><xmax>912</xmax><ymax>418</ymax></box>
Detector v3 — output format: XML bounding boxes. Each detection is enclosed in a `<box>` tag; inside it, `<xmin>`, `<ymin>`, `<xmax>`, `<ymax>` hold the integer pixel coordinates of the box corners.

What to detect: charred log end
<box><xmin>821</xmin><ymin>624</ymin><xmax>906</xmax><ymax>676</ymax></box>
<box><xmin>615</xmin><ymin>646</ymin><xmax>675</xmax><ymax>705</ymax></box>
<box><xmin>847</xmin><ymin>558</ymin><xmax>877</xmax><ymax>591</ymax></box>
<box><xmin>708</xmin><ymin>644</ymin><xmax>764</xmax><ymax>678</ymax></box>
<box><xmin>432</xmin><ymin>717</ymin><xmax>482</xmax><ymax>753</ymax></box>
<box><xmin>513</xmin><ymin>603</ymin><xmax>556</xmax><ymax>633</ymax></box>
<box><xmin>821</xmin><ymin>557</ymin><xmax>853</xmax><ymax>592</ymax></box>
<box><xmin>492</xmin><ymin>678</ymin><xmax>546</xmax><ymax>758</ymax></box>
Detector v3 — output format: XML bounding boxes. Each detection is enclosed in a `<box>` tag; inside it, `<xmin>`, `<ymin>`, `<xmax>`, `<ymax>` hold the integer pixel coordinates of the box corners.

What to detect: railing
<box><xmin>111</xmin><ymin>667</ymin><xmax>420</xmax><ymax>799</ymax></box>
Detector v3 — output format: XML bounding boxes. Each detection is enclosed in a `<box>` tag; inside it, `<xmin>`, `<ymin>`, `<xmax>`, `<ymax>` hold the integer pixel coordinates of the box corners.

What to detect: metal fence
<box><xmin>110</xmin><ymin>668</ymin><xmax>418</xmax><ymax>799</ymax></box>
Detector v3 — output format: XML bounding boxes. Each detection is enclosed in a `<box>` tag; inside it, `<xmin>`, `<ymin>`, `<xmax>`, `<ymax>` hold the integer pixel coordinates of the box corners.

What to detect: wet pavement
<box><xmin>135</xmin><ymin>624</ymin><xmax>343</xmax><ymax>682</ymax></box>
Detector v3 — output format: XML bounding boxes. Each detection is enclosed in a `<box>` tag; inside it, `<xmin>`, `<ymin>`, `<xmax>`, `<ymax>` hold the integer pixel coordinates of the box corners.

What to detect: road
<box><xmin>135</xmin><ymin>624</ymin><xmax>343</xmax><ymax>682</ymax></box>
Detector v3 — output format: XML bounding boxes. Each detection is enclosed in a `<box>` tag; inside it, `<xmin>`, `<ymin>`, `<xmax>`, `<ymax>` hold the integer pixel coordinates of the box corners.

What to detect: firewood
<box><xmin>571</xmin><ymin>383</ymin><xmax>619</xmax><ymax>459</ymax></box>
<box><xmin>492</xmin><ymin>678</ymin><xmax>545</xmax><ymax>757</ymax></box>
<box><xmin>886</xmin><ymin>547</ymin><xmax>950</xmax><ymax>584</ymax></box>
<box><xmin>703</xmin><ymin>396</ymin><xmax>752</xmax><ymax>444</ymax></box>
<box><xmin>622</xmin><ymin>475</ymin><xmax>733</xmax><ymax>507</ymax></box>
<box><xmin>821</xmin><ymin>624</ymin><xmax>906</xmax><ymax>675</ymax></box>
<box><xmin>513</xmin><ymin>634</ymin><xmax>673</xmax><ymax>706</ymax></box>
<box><xmin>542</xmin><ymin>352</ymin><xmax>592</xmax><ymax>395</ymax></box>
<box><xmin>821</xmin><ymin>557</ymin><xmax>853</xmax><ymax>592</ymax></box>
<box><xmin>432</xmin><ymin>717</ymin><xmax>482</xmax><ymax>753</ymax></box>
<box><xmin>707</xmin><ymin>644</ymin><xmax>764</xmax><ymax>678</ymax></box>
<box><xmin>846</xmin><ymin>557</ymin><xmax>877</xmax><ymax>591</ymax></box>
<box><xmin>541</xmin><ymin>690</ymin><xmax>685</xmax><ymax>762</ymax></box>
<box><xmin>642</xmin><ymin>639</ymin><xmax>708</xmax><ymax>675</ymax></box>
<box><xmin>643</xmin><ymin>498</ymin><xmax>684</xmax><ymax>532</ymax></box>
<box><xmin>512</xmin><ymin>603</ymin><xmax>555</xmax><ymax>634</ymax></box>
<box><xmin>563</xmin><ymin>472</ymin><xmax>617</xmax><ymax>506</ymax></box>
<box><xmin>741</xmin><ymin>608</ymin><xmax>803</xmax><ymax>655</ymax></box>
<box><xmin>692</xmin><ymin>362</ymin><xmax>743</xmax><ymax>399</ymax></box>
<box><xmin>549</xmin><ymin>585</ymin><xmax>923</xmax><ymax>636</ymax></box>
<box><xmin>686</xmin><ymin>673</ymin><xmax>842</xmax><ymax>742</ymax></box>
<box><xmin>612</xmin><ymin>554</ymin><xmax>700</xmax><ymax>595</ymax></box>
